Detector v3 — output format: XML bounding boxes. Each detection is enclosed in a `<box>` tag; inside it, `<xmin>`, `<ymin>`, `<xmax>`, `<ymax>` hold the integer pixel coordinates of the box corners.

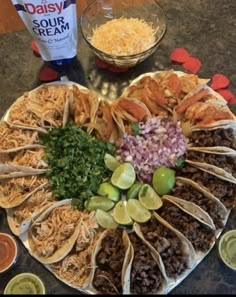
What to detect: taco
<box><xmin>0</xmin><ymin>122</ymin><xmax>43</xmax><ymax>154</ymax></box>
<box><xmin>171</xmin><ymin>177</ymin><xmax>227</xmax><ymax>229</ymax></box>
<box><xmin>0</xmin><ymin>148</ymin><xmax>47</xmax><ymax>171</ymax></box>
<box><xmin>27</xmin><ymin>199</ymin><xmax>82</xmax><ymax>264</ymax></box>
<box><xmin>89</xmin><ymin>228</ymin><xmax>132</xmax><ymax>295</ymax></box>
<box><xmin>7</xmin><ymin>184</ymin><xmax>55</xmax><ymax>236</ymax></box>
<box><xmin>155</xmin><ymin>199</ymin><xmax>216</xmax><ymax>254</ymax></box>
<box><xmin>111</xmin><ymin>97</ymin><xmax>151</xmax><ymax>135</ymax></box>
<box><xmin>6</xmin><ymin>84</ymin><xmax>70</xmax><ymax>131</ymax></box>
<box><xmin>127</xmin><ymin>231</ymin><xmax>167</xmax><ymax>294</ymax></box>
<box><xmin>48</xmin><ymin>212</ymin><xmax>102</xmax><ymax>290</ymax></box>
<box><xmin>71</xmin><ymin>85</ymin><xmax>99</xmax><ymax>129</ymax></box>
<box><xmin>188</xmin><ymin>126</ymin><xmax>236</xmax><ymax>153</ymax></box>
<box><xmin>176</xmin><ymin>164</ymin><xmax>236</xmax><ymax>209</ymax></box>
<box><xmin>177</xmin><ymin>86</ymin><xmax>236</xmax><ymax>136</ymax></box>
<box><xmin>85</xmin><ymin>100</ymin><xmax>119</xmax><ymax>142</ymax></box>
<box><xmin>0</xmin><ymin>175</ymin><xmax>48</xmax><ymax>208</ymax></box>
<box><xmin>186</xmin><ymin>150</ymin><xmax>236</xmax><ymax>184</ymax></box>
<box><xmin>133</xmin><ymin>214</ymin><xmax>196</xmax><ymax>281</ymax></box>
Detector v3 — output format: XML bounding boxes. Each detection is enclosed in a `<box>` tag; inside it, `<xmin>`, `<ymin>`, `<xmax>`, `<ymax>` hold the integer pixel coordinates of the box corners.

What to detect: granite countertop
<box><xmin>1</xmin><ymin>0</ymin><xmax>236</xmax><ymax>294</ymax></box>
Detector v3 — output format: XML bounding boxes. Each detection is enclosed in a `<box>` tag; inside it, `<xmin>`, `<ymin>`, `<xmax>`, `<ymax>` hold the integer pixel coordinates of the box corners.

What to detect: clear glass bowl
<box><xmin>80</xmin><ymin>0</ymin><xmax>167</xmax><ymax>68</ymax></box>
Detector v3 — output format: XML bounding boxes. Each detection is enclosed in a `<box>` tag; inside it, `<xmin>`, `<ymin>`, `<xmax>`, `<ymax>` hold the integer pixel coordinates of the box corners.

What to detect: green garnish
<box><xmin>42</xmin><ymin>124</ymin><xmax>115</xmax><ymax>209</ymax></box>
<box><xmin>131</xmin><ymin>123</ymin><xmax>140</xmax><ymax>136</ymax></box>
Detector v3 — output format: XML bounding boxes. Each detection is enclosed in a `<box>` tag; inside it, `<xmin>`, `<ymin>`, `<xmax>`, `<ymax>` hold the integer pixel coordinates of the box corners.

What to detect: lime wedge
<box><xmin>139</xmin><ymin>184</ymin><xmax>163</xmax><ymax>210</ymax></box>
<box><xmin>126</xmin><ymin>199</ymin><xmax>151</xmax><ymax>223</ymax></box>
<box><xmin>111</xmin><ymin>163</ymin><xmax>136</xmax><ymax>190</ymax></box>
<box><xmin>113</xmin><ymin>201</ymin><xmax>133</xmax><ymax>225</ymax></box>
<box><xmin>97</xmin><ymin>182</ymin><xmax>120</xmax><ymax>202</ymax></box>
<box><xmin>127</xmin><ymin>182</ymin><xmax>143</xmax><ymax>200</ymax></box>
<box><xmin>86</xmin><ymin>196</ymin><xmax>115</xmax><ymax>212</ymax></box>
<box><xmin>104</xmin><ymin>153</ymin><xmax>121</xmax><ymax>171</ymax></box>
<box><xmin>95</xmin><ymin>209</ymin><xmax>118</xmax><ymax>229</ymax></box>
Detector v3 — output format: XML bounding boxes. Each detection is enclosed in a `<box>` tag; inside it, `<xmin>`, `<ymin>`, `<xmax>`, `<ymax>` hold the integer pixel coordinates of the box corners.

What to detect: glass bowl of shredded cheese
<box><xmin>80</xmin><ymin>0</ymin><xmax>167</xmax><ymax>68</ymax></box>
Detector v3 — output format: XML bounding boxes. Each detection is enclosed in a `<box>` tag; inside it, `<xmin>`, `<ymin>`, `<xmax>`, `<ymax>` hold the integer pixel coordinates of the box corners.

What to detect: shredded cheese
<box><xmin>91</xmin><ymin>17</ymin><xmax>156</xmax><ymax>56</ymax></box>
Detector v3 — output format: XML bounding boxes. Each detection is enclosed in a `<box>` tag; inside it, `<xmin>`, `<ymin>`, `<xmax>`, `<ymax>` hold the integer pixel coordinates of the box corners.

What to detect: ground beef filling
<box><xmin>189</xmin><ymin>128</ymin><xmax>236</xmax><ymax>149</ymax></box>
<box><xmin>186</xmin><ymin>151</ymin><xmax>236</xmax><ymax>178</ymax></box>
<box><xmin>93</xmin><ymin>229</ymin><xmax>125</xmax><ymax>294</ymax></box>
<box><xmin>177</xmin><ymin>165</ymin><xmax>236</xmax><ymax>209</ymax></box>
<box><xmin>156</xmin><ymin>203</ymin><xmax>215</xmax><ymax>253</ymax></box>
<box><xmin>139</xmin><ymin>217</ymin><xmax>188</xmax><ymax>278</ymax></box>
<box><xmin>172</xmin><ymin>185</ymin><xmax>225</xmax><ymax>229</ymax></box>
<box><xmin>129</xmin><ymin>232</ymin><xmax>164</xmax><ymax>294</ymax></box>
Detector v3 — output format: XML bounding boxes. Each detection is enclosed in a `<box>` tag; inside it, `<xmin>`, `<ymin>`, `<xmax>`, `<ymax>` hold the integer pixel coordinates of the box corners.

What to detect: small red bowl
<box><xmin>0</xmin><ymin>232</ymin><xmax>18</xmax><ymax>274</ymax></box>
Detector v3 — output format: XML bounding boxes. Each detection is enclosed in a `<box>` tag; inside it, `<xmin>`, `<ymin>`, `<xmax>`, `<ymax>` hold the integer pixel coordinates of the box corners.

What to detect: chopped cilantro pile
<box><xmin>42</xmin><ymin>124</ymin><xmax>115</xmax><ymax>209</ymax></box>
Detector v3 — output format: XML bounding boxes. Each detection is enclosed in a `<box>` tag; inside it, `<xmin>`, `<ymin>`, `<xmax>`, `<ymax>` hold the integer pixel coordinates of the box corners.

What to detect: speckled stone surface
<box><xmin>1</xmin><ymin>0</ymin><xmax>236</xmax><ymax>294</ymax></box>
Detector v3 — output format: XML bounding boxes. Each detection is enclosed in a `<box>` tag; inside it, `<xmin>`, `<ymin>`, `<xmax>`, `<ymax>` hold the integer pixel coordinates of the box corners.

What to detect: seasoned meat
<box><xmin>186</xmin><ymin>151</ymin><xmax>236</xmax><ymax>178</ymax></box>
<box><xmin>129</xmin><ymin>232</ymin><xmax>164</xmax><ymax>294</ymax></box>
<box><xmin>177</xmin><ymin>165</ymin><xmax>236</xmax><ymax>209</ymax></box>
<box><xmin>93</xmin><ymin>229</ymin><xmax>125</xmax><ymax>294</ymax></box>
<box><xmin>172</xmin><ymin>185</ymin><xmax>225</xmax><ymax>229</ymax></box>
<box><xmin>140</xmin><ymin>217</ymin><xmax>188</xmax><ymax>278</ymax></box>
<box><xmin>156</xmin><ymin>202</ymin><xmax>215</xmax><ymax>253</ymax></box>
<box><xmin>189</xmin><ymin>128</ymin><xmax>236</xmax><ymax>149</ymax></box>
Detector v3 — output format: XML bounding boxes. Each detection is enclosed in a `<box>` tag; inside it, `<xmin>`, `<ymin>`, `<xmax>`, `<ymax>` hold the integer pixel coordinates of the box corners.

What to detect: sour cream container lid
<box><xmin>218</xmin><ymin>229</ymin><xmax>236</xmax><ymax>270</ymax></box>
<box><xmin>0</xmin><ymin>232</ymin><xmax>18</xmax><ymax>274</ymax></box>
<box><xmin>4</xmin><ymin>273</ymin><xmax>46</xmax><ymax>295</ymax></box>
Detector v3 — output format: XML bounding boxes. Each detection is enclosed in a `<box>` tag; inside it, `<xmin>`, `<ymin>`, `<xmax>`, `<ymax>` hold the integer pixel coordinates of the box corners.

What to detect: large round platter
<box><xmin>1</xmin><ymin>71</ymin><xmax>236</xmax><ymax>294</ymax></box>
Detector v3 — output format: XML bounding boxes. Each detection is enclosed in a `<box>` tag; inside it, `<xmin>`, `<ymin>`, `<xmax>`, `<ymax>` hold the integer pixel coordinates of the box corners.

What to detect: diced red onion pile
<box><xmin>116</xmin><ymin>117</ymin><xmax>187</xmax><ymax>183</ymax></box>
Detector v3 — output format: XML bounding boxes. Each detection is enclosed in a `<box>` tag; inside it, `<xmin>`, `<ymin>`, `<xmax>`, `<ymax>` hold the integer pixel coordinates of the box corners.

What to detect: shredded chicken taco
<box><xmin>0</xmin><ymin>122</ymin><xmax>43</xmax><ymax>154</ymax></box>
<box><xmin>0</xmin><ymin>175</ymin><xmax>48</xmax><ymax>208</ymax></box>
<box><xmin>48</xmin><ymin>212</ymin><xmax>102</xmax><ymax>290</ymax></box>
<box><xmin>7</xmin><ymin>184</ymin><xmax>55</xmax><ymax>236</ymax></box>
<box><xmin>6</xmin><ymin>84</ymin><xmax>70</xmax><ymax>131</ymax></box>
<box><xmin>28</xmin><ymin>200</ymin><xmax>82</xmax><ymax>264</ymax></box>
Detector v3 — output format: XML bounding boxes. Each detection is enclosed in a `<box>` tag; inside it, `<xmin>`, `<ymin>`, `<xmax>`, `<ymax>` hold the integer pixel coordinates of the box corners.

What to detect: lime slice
<box><xmin>86</xmin><ymin>196</ymin><xmax>115</xmax><ymax>212</ymax></box>
<box><xmin>104</xmin><ymin>153</ymin><xmax>121</xmax><ymax>171</ymax></box>
<box><xmin>126</xmin><ymin>199</ymin><xmax>151</xmax><ymax>223</ymax></box>
<box><xmin>111</xmin><ymin>163</ymin><xmax>136</xmax><ymax>190</ymax></box>
<box><xmin>113</xmin><ymin>201</ymin><xmax>133</xmax><ymax>225</ymax></box>
<box><xmin>152</xmin><ymin>166</ymin><xmax>176</xmax><ymax>195</ymax></box>
<box><xmin>97</xmin><ymin>182</ymin><xmax>120</xmax><ymax>202</ymax></box>
<box><xmin>127</xmin><ymin>182</ymin><xmax>143</xmax><ymax>200</ymax></box>
<box><xmin>95</xmin><ymin>209</ymin><xmax>118</xmax><ymax>229</ymax></box>
<box><xmin>139</xmin><ymin>184</ymin><xmax>163</xmax><ymax>210</ymax></box>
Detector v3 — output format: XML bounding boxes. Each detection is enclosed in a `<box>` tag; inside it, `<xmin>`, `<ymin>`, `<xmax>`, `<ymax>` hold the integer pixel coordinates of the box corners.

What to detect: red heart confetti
<box><xmin>96</xmin><ymin>57</ymin><xmax>129</xmax><ymax>73</ymax></box>
<box><xmin>39</xmin><ymin>67</ymin><xmax>58</xmax><ymax>82</ymax></box>
<box><xmin>228</xmin><ymin>97</ymin><xmax>236</xmax><ymax>105</ymax></box>
<box><xmin>182</xmin><ymin>57</ymin><xmax>202</xmax><ymax>74</ymax></box>
<box><xmin>170</xmin><ymin>48</ymin><xmax>190</xmax><ymax>63</ymax></box>
<box><xmin>211</xmin><ymin>73</ymin><xmax>230</xmax><ymax>90</ymax></box>
<box><xmin>216</xmin><ymin>89</ymin><xmax>234</xmax><ymax>102</ymax></box>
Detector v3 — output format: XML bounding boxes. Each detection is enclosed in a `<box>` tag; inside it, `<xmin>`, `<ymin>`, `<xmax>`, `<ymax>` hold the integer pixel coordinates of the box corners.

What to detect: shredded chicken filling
<box><xmin>50</xmin><ymin>212</ymin><xmax>101</xmax><ymax>287</ymax></box>
<box><xmin>8</xmin><ymin>85</ymin><xmax>69</xmax><ymax>128</ymax></box>
<box><xmin>7</xmin><ymin>148</ymin><xmax>47</xmax><ymax>169</ymax></box>
<box><xmin>30</xmin><ymin>205</ymin><xmax>82</xmax><ymax>258</ymax></box>
<box><xmin>0</xmin><ymin>176</ymin><xmax>48</xmax><ymax>204</ymax></box>
<box><xmin>0</xmin><ymin>123</ymin><xmax>39</xmax><ymax>150</ymax></box>
<box><xmin>12</xmin><ymin>188</ymin><xmax>54</xmax><ymax>225</ymax></box>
